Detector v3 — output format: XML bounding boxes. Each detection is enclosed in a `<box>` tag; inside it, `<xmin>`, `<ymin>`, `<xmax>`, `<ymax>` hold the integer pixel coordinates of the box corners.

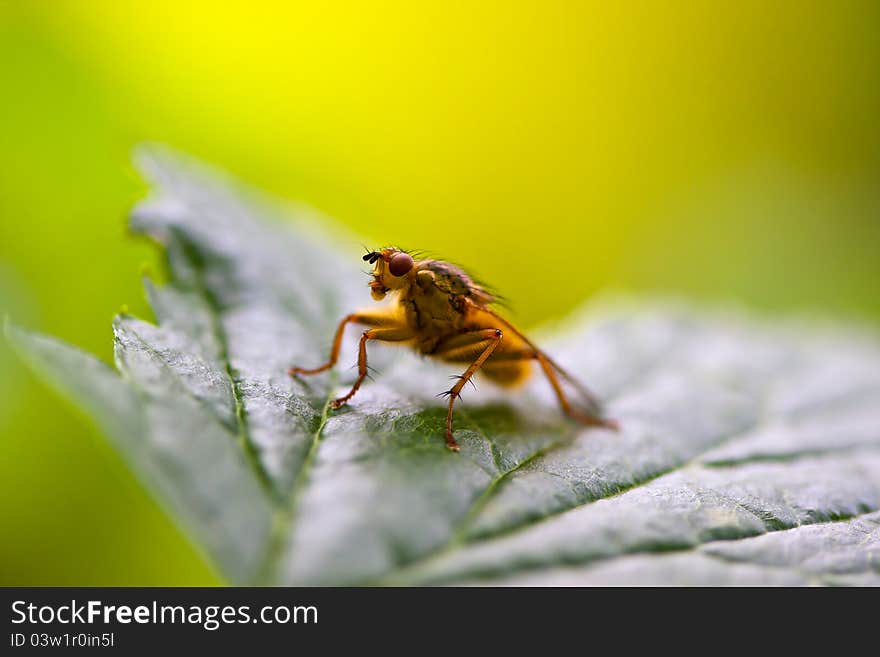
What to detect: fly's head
<box><xmin>363</xmin><ymin>248</ymin><xmax>415</xmax><ymax>300</ymax></box>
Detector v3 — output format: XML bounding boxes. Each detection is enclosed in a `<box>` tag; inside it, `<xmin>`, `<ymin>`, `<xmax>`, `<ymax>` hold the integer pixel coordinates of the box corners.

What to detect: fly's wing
<box><xmin>418</xmin><ymin>259</ymin><xmax>497</xmax><ymax>307</ymax></box>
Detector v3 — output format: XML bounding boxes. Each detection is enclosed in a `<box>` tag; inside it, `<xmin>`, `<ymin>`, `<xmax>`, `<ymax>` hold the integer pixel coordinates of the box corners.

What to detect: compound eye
<box><xmin>388</xmin><ymin>252</ymin><xmax>414</xmax><ymax>277</ymax></box>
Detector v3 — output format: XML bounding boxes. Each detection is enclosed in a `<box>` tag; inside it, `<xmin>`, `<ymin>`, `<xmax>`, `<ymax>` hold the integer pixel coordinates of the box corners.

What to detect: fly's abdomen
<box><xmin>480</xmin><ymin>359</ymin><xmax>532</xmax><ymax>387</ymax></box>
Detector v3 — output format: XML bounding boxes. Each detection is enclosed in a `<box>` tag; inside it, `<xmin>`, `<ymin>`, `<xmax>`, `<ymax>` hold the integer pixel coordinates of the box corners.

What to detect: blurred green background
<box><xmin>1</xmin><ymin>1</ymin><xmax>878</xmax><ymax>585</ymax></box>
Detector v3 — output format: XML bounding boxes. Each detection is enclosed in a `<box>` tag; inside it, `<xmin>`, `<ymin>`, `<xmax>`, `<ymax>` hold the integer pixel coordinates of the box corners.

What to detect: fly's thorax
<box><xmin>401</xmin><ymin>270</ymin><xmax>464</xmax><ymax>337</ymax></box>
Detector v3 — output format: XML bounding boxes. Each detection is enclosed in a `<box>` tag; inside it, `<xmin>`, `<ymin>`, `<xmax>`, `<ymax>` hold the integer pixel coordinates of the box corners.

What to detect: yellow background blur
<box><xmin>1</xmin><ymin>2</ymin><xmax>878</xmax><ymax>584</ymax></box>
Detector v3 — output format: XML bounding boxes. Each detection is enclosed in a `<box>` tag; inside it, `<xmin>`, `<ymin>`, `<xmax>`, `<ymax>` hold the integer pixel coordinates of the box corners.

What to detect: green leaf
<box><xmin>9</xmin><ymin>146</ymin><xmax>880</xmax><ymax>585</ymax></box>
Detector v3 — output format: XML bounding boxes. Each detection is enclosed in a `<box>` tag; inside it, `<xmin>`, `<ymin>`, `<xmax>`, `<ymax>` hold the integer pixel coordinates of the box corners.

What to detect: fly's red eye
<box><xmin>388</xmin><ymin>252</ymin><xmax>414</xmax><ymax>277</ymax></box>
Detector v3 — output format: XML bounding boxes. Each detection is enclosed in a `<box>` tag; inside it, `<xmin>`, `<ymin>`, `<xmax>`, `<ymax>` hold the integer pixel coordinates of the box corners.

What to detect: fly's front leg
<box><xmin>330</xmin><ymin>325</ymin><xmax>414</xmax><ymax>409</ymax></box>
<box><xmin>434</xmin><ymin>328</ymin><xmax>504</xmax><ymax>451</ymax></box>
<box><xmin>288</xmin><ymin>313</ymin><xmax>362</xmax><ymax>376</ymax></box>
<box><xmin>288</xmin><ymin>310</ymin><xmax>398</xmax><ymax>377</ymax></box>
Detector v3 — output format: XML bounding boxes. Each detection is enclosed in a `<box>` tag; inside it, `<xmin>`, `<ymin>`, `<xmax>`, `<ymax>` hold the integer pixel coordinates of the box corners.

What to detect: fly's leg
<box><xmin>468</xmin><ymin>301</ymin><xmax>616</xmax><ymax>429</ymax></box>
<box><xmin>330</xmin><ymin>326</ymin><xmax>414</xmax><ymax>410</ymax></box>
<box><xmin>482</xmin><ymin>348</ymin><xmax>618</xmax><ymax>431</ymax></box>
<box><xmin>288</xmin><ymin>313</ymin><xmax>361</xmax><ymax>376</ymax></box>
<box><xmin>433</xmin><ymin>328</ymin><xmax>504</xmax><ymax>451</ymax></box>
<box><xmin>537</xmin><ymin>352</ymin><xmax>606</xmax><ymax>417</ymax></box>
<box><xmin>535</xmin><ymin>353</ymin><xmax>619</xmax><ymax>430</ymax></box>
<box><xmin>288</xmin><ymin>311</ymin><xmax>400</xmax><ymax>376</ymax></box>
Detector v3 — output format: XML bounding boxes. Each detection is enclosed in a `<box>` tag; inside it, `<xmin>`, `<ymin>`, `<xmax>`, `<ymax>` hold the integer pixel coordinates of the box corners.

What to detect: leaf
<box><xmin>8</xmin><ymin>146</ymin><xmax>880</xmax><ymax>586</ymax></box>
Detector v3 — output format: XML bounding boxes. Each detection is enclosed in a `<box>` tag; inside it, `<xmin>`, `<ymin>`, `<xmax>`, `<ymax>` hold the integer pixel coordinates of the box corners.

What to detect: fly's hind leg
<box><xmin>433</xmin><ymin>328</ymin><xmax>505</xmax><ymax>451</ymax></box>
<box><xmin>484</xmin><ymin>348</ymin><xmax>619</xmax><ymax>431</ymax></box>
<box><xmin>469</xmin><ymin>302</ymin><xmax>617</xmax><ymax>431</ymax></box>
<box><xmin>535</xmin><ymin>353</ymin><xmax>618</xmax><ymax>430</ymax></box>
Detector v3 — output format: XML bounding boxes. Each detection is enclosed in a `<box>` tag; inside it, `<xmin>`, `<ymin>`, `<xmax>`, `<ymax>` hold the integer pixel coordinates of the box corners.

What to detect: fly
<box><xmin>289</xmin><ymin>247</ymin><xmax>618</xmax><ymax>451</ymax></box>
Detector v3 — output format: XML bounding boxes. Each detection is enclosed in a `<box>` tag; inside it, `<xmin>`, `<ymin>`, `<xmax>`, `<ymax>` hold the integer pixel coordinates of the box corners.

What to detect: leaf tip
<box><xmin>132</xmin><ymin>141</ymin><xmax>177</xmax><ymax>180</ymax></box>
<box><xmin>3</xmin><ymin>316</ymin><xmax>30</xmax><ymax>352</ymax></box>
<box><xmin>2</xmin><ymin>321</ymin><xmax>72</xmax><ymax>382</ymax></box>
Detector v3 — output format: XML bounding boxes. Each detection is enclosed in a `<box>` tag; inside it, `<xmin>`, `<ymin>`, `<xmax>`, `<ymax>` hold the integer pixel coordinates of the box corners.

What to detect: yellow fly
<box><xmin>288</xmin><ymin>247</ymin><xmax>618</xmax><ymax>451</ymax></box>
